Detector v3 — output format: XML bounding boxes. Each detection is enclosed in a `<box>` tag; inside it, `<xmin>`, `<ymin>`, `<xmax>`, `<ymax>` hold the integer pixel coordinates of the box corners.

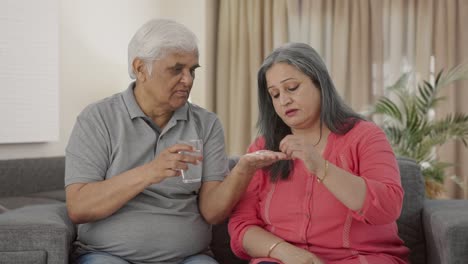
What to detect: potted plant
<box><xmin>369</xmin><ymin>64</ymin><xmax>468</xmax><ymax>198</ymax></box>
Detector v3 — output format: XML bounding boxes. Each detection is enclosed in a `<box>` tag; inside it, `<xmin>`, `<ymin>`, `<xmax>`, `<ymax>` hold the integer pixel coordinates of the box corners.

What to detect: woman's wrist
<box><xmin>316</xmin><ymin>159</ymin><xmax>329</xmax><ymax>183</ymax></box>
<box><xmin>267</xmin><ymin>240</ymin><xmax>285</xmax><ymax>257</ymax></box>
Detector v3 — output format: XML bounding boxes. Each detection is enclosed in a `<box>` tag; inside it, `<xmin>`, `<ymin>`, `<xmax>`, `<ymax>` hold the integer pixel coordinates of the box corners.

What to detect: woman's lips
<box><xmin>285</xmin><ymin>109</ymin><xmax>298</xmax><ymax>116</ymax></box>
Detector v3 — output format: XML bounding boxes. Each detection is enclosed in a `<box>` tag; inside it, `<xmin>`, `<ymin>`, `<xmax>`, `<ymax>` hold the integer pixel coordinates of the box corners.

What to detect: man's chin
<box><xmin>172</xmin><ymin>99</ymin><xmax>188</xmax><ymax>109</ymax></box>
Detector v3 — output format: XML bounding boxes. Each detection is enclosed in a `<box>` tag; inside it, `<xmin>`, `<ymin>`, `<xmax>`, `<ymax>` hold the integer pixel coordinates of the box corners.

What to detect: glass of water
<box><xmin>177</xmin><ymin>139</ymin><xmax>203</xmax><ymax>183</ymax></box>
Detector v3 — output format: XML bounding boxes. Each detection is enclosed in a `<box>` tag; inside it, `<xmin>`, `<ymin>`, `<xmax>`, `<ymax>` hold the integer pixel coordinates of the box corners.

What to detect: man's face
<box><xmin>142</xmin><ymin>50</ymin><xmax>200</xmax><ymax>111</ymax></box>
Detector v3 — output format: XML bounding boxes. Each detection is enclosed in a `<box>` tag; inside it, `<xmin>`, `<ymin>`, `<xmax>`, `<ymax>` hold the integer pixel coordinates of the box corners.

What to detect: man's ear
<box><xmin>133</xmin><ymin>58</ymin><xmax>147</xmax><ymax>82</ymax></box>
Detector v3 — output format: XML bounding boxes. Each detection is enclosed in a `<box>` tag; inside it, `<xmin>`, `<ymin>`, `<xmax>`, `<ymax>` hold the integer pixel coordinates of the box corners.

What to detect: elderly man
<box><xmin>65</xmin><ymin>19</ymin><xmax>286</xmax><ymax>264</ymax></box>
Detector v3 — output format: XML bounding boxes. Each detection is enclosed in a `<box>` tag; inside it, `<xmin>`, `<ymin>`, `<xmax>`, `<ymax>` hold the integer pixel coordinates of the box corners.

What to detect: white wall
<box><xmin>0</xmin><ymin>0</ymin><xmax>211</xmax><ymax>159</ymax></box>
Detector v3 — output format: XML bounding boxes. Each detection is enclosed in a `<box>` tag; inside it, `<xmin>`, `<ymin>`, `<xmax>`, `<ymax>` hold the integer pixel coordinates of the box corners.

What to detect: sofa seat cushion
<box><xmin>0</xmin><ymin>196</ymin><xmax>63</xmax><ymax>210</ymax></box>
<box><xmin>0</xmin><ymin>250</ymin><xmax>46</xmax><ymax>264</ymax></box>
<box><xmin>0</xmin><ymin>205</ymin><xmax>7</xmax><ymax>214</ymax></box>
<box><xmin>423</xmin><ymin>200</ymin><xmax>468</xmax><ymax>264</ymax></box>
<box><xmin>0</xmin><ymin>204</ymin><xmax>76</xmax><ymax>264</ymax></box>
<box><xmin>27</xmin><ymin>190</ymin><xmax>65</xmax><ymax>202</ymax></box>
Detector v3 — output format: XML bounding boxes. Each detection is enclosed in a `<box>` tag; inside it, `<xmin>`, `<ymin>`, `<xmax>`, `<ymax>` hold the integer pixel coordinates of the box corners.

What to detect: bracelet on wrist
<box><xmin>267</xmin><ymin>240</ymin><xmax>285</xmax><ymax>257</ymax></box>
<box><xmin>316</xmin><ymin>159</ymin><xmax>329</xmax><ymax>183</ymax></box>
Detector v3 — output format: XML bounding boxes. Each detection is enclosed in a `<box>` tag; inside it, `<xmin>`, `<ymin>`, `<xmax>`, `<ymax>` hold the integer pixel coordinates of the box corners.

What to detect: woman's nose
<box><xmin>279</xmin><ymin>93</ymin><xmax>292</xmax><ymax>106</ymax></box>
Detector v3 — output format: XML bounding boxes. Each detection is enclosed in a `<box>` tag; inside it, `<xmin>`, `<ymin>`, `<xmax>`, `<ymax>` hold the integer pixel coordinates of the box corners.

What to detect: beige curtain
<box><xmin>432</xmin><ymin>0</ymin><xmax>468</xmax><ymax>198</ymax></box>
<box><xmin>285</xmin><ymin>0</ymin><xmax>468</xmax><ymax>198</ymax></box>
<box><xmin>287</xmin><ymin>0</ymin><xmax>375</xmax><ymax>112</ymax></box>
<box><xmin>213</xmin><ymin>0</ymin><xmax>468</xmax><ymax>198</ymax></box>
<box><xmin>215</xmin><ymin>0</ymin><xmax>289</xmax><ymax>155</ymax></box>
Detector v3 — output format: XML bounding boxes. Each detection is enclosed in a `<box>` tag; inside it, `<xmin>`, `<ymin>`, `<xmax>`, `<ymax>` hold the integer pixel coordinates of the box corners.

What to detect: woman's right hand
<box><xmin>235</xmin><ymin>150</ymin><xmax>289</xmax><ymax>175</ymax></box>
<box><xmin>271</xmin><ymin>242</ymin><xmax>324</xmax><ymax>264</ymax></box>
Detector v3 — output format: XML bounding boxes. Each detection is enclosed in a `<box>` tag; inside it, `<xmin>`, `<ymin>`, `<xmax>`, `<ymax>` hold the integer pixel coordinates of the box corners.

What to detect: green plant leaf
<box><xmin>370</xmin><ymin>63</ymin><xmax>468</xmax><ymax>187</ymax></box>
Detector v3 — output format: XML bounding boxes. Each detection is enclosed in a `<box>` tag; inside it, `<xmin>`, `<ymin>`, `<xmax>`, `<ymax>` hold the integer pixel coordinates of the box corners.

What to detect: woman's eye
<box><xmin>288</xmin><ymin>86</ymin><xmax>299</xmax><ymax>92</ymax></box>
<box><xmin>271</xmin><ymin>93</ymin><xmax>279</xmax><ymax>99</ymax></box>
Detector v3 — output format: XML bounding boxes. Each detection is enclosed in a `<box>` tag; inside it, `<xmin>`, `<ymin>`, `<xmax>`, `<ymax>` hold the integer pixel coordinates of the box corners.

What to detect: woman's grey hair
<box><xmin>257</xmin><ymin>42</ymin><xmax>364</xmax><ymax>181</ymax></box>
<box><xmin>128</xmin><ymin>19</ymin><xmax>199</xmax><ymax>79</ymax></box>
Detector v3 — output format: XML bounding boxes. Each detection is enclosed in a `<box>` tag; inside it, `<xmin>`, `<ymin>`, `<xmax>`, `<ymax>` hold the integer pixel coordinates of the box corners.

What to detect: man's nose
<box><xmin>180</xmin><ymin>70</ymin><xmax>194</xmax><ymax>86</ymax></box>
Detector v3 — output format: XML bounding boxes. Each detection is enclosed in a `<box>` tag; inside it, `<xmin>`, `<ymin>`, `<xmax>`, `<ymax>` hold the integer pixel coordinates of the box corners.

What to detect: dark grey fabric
<box><xmin>0</xmin><ymin>204</ymin><xmax>76</xmax><ymax>264</ymax></box>
<box><xmin>423</xmin><ymin>199</ymin><xmax>468</xmax><ymax>264</ymax></box>
<box><xmin>396</xmin><ymin>157</ymin><xmax>426</xmax><ymax>264</ymax></box>
<box><xmin>0</xmin><ymin>156</ymin><xmax>65</xmax><ymax>198</ymax></box>
<box><xmin>0</xmin><ymin>204</ymin><xmax>7</xmax><ymax>214</ymax></box>
<box><xmin>0</xmin><ymin>196</ymin><xmax>62</xmax><ymax>210</ymax></box>
<box><xmin>0</xmin><ymin>250</ymin><xmax>46</xmax><ymax>264</ymax></box>
<box><xmin>211</xmin><ymin>156</ymin><xmax>248</xmax><ymax>264</ymax></box>
<box><xmin>28</xmin><ymin>190</ymin><xmax>66</xmax><ymax>202</ymax></box>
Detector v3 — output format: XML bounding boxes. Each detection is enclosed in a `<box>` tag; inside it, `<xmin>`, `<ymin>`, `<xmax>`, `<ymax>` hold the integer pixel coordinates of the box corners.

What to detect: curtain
<box><xmin>213</xmin><ymin>0</ymin><xmax>468</xmax><ymax>198</ymax></box>
<box><xmin>432</xmin><ymin>0</ymin><xmax>468</xmax><ymax>198</ymax></box>
<box><xmin>215</xmin><ymin>0</ymin><xmax>289</xmax><ymax>155</ymax></box>
<box><xmin>287</xmin><ymin>0</ymin><xmax>375</xmax><ymax>112</ymax></box>
<box><xmin>285</xmin><ymin>0</ymin><xmax>468</xmax><ymax>198</ymax></box>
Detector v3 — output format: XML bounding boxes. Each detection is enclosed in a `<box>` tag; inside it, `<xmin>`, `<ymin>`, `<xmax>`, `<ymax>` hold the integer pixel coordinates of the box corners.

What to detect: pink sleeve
<box><xmin>350</xmin><ymin>125</ymin><xmax>404</xmax><ymax>225</ymax></box>
<box><xmin>228</xmin><ymin>140</ymin><xmax>266</xmax><ymax>259</ymax></box>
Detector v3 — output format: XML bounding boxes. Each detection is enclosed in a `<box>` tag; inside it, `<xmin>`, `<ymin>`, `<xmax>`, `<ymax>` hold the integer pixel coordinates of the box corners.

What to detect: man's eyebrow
<box><xmin>170</xmin><ymin>63</ymin><xmax>201</xmax><ymax>70</ymax></box>
<box><xmin>267</xmin><ymin>77</ymin><xmax>296</xmax><ymax>90</ymax></box>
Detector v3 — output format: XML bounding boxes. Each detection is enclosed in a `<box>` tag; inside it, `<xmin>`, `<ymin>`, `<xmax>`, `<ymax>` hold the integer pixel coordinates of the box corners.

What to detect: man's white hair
<box><xmin>128</xmin><ymin>19</ymin><xmax>199</xmax><ymax>79</ymax></box>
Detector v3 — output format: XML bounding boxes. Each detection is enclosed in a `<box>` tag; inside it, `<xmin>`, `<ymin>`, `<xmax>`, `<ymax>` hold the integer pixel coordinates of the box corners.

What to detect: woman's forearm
<box><xmin>317</xmin><ymin>162</ymin><xmax>366</xmax><ymax>211</ymax></box>
<box><xmin>242</xmin><ymin>226</ymin><xmax>285</xmax><ymax>258</ymax></box>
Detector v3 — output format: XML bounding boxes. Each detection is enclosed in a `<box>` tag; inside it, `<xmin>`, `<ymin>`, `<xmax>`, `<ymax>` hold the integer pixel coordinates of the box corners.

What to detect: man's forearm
<box><xmin>66</xmin><ymin>164</ymin><xmax>151</xmax><ymax>224</ymax></box>
<box><xmin>198</xmin><ymin>167</ymin><xmax>255</xmax><ymax>224</ymax></box>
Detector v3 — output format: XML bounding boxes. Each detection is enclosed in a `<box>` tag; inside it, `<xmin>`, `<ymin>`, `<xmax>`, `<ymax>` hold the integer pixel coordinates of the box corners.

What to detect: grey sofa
<box><xmin>1</xmin><ymin>156</ymin><xmax>467</xmax><ymax>264</ymax></box>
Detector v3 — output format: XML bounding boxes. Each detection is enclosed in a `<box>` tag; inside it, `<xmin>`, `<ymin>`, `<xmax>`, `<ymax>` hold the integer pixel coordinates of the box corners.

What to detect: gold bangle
<box><xmin>317</xmin><ymin>159</ymin><xmax>329</xmax><ymax>183</ymax></box>
<box><xmin>267</xmin><ymin>240</ymin><xmax>284</xmax><ymax>257</ymax></box>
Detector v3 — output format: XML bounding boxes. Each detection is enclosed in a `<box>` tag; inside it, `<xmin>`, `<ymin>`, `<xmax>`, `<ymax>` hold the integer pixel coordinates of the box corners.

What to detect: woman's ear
<box><xmin>133</xmin><ymin>58</ymin><xmax>147</xmax><ymax>82</ymax></box>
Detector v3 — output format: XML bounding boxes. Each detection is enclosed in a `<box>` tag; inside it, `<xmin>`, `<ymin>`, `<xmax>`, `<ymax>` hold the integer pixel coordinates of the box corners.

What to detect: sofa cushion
<box><xmin>0</xmin><ymin>203</ymin><xmax>76</xmax><ymax>264</ymax></box>
<box><xmin>423</xmin><ymin>200</ymin><xmax>468</xmax><ymax>264</ymax></box>
<box><xmin>0</xmin><ymin>196</ymin><xmax>63</xmax><ymax>210</ymax></box>
<box><xmin>0</xmin><ymin>156</ymin><xmax>65</xmax><ymax>198</ymax></box>
<box><xmin>0</xmin><ymin>250</ymin><xmax>46</xmax><ymax>264</ymax></box>
<box><xmin>396</xmin><ymin>157</ymin><xmax>426</xmax><ymax>264</ymax></box>
<box><xmin>28</xmin><ymin>190</ymin><xmax>66</xmax><ymax>202</ymax></box>
<box><xmin>0</xmin><ymin>204</ymin><xmax>7</xmax><ymax>214</ymax></box>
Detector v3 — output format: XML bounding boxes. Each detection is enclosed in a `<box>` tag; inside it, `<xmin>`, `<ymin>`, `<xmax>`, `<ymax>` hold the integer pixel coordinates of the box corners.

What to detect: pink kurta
<box><xmin>228</xmin><ymin>121</ymin><xmax>409</xmax><ymax>264</ymax></box>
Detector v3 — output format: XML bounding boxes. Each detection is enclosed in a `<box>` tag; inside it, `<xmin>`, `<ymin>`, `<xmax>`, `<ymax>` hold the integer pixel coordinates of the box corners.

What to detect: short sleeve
<box><xmin>65</xmin><ymin>109</ymin><xmax>110</xmax><ymax>187</ymax></box>
<box><xmin>201</xmin><ymin>117</ymin><xmax>229</xmax><ymax>182</ymax></box>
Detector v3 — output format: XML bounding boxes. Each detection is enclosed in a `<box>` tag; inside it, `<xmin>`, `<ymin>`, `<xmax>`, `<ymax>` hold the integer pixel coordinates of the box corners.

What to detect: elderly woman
<box><xmin>65</xmin><ymin>19</ymin><xmax>286</xmax><ymax>264</ymax></box>
<box><xmin>228</xmin><ymin>43</ymin><xmax>410</xmax><ymax>264</ymax></box>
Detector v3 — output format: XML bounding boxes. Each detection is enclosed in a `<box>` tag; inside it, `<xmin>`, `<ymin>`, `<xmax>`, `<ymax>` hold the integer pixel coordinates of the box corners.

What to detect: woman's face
<box><xmin>265</xmin><ymin>62</ymin><xmax>322</xmax><ymax>132</ymax></box>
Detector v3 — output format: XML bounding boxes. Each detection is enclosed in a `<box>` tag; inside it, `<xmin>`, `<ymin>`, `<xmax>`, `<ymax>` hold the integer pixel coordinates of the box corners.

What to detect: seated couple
<box><xmin>65</xmin><ymin>19</ymin><xmax>409</xmax><ymax>264</ymax></box>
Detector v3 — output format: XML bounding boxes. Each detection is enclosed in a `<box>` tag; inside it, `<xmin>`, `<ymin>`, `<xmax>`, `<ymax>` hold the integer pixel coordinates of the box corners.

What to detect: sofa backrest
<box><xmin>396</xmin><ymin>156</ymin><xmax>426</xmax><ymax>264</ymax></box>
<box><xmin>0</xmin><ymin>156</ymin><xmax>65</xmax><ymax>198</ymax></box>
<box><xmin>0</xmin><ymin>155</ymin><xmax>426</xmax><ymax>263</ymax></box>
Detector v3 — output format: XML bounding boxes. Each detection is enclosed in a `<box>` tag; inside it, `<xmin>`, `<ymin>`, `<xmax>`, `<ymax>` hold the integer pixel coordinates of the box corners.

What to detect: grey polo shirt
<box><xmin>65</xmin><ymin>82</ymin><xmax>228</xmax><ymax>264</ymax></box>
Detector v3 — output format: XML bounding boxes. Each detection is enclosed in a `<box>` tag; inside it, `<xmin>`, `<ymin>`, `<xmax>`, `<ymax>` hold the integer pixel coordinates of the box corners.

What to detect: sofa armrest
<box><xmin>0</xmin><ymin>203</ymin><xmax>76</xmax><ymax>264</ymax></box>
<box><xmin>423</xmin><ymin>199</ymin><xmax>468</xmax><ymax>264</ymax></box>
